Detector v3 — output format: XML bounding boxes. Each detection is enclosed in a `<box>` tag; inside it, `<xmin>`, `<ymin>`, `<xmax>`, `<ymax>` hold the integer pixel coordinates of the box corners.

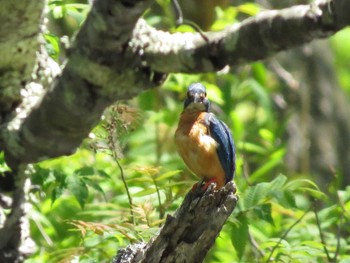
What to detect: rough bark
<box><xmin>113</xmin><ymin>182</ymin><xmax>238</xmax><ymax>263</ymax></box>
<box><xmin>0</xmin><ymin>1</ymin><xmax>48</xmax><ymax>261</ymax></box>
<box><xmin>0</xmin><ymin>166</ymin><xmax>34</xmax><ymax>263</ymax></box>
<box><xmin>0</xmin><ymin>0</ymin><xmax>46</xmax><ymax>120</ymax></box>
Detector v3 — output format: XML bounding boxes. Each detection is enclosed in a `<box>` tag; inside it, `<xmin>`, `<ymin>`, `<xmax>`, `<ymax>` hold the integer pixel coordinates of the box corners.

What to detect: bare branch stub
<box><xmin>114</xmin><ymin>182</ymin><xmax>238</xmax><ymax>263</ymax></box>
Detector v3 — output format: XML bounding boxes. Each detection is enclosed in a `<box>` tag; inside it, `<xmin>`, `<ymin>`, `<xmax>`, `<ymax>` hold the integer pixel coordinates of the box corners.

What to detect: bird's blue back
<box><xmin>206</xmin><ymin>113</ymin><xmax>235</xmax><ymax>183</ymax></box>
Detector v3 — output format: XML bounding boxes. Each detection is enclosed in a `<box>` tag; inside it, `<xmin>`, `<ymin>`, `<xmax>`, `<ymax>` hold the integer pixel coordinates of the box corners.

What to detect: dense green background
<box><xmin>2</xmin><ymin>0</ymin><xmax>349</xmax><ymax>262</ymax></box>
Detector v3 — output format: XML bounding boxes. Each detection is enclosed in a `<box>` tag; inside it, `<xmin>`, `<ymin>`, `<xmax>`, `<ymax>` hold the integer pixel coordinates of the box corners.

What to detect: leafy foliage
<box><xmin>15</xmin><ymin>0</ymin><xmax>350</xmax><ymax>262</ymax></box>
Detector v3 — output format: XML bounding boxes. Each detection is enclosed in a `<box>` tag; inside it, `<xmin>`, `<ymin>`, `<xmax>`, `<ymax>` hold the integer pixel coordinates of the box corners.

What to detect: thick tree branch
<box><xmin>0</xmin><ymin>0</ymin><xmax>46</xmax><ymax>120</ymax></box>
<box><xmin>131</xmin><ymin>0</ymin><xmax>350</xmax><ymax>73</ymax></box>
<box><xmin>114</xmin><ymin>182</ymin><xmax>238</xmax><ymax>263</ymax></box>
<box><xmin>1</xmin><ymin>0</ymin><xmax>166</xmax><ymax>167</ymax></box>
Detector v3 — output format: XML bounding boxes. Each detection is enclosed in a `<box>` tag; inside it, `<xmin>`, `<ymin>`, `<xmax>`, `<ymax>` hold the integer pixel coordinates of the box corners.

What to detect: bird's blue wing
<box><xmin>207</xmin><ymin>113</ymin><xmax>235</xmax><ymax>183</ymax></box>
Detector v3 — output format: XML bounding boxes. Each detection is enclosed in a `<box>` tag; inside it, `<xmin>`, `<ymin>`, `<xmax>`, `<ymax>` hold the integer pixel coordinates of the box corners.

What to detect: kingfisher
<box><xmin>175</xmin><ymin>83</ymin><xmax>235</xmax><ymax>190</ymax></box>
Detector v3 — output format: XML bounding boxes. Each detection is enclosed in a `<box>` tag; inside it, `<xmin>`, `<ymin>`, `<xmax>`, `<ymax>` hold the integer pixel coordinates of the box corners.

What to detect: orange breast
<box><xmin>175</xmin><ymin>110</ymin><xmax>226</xmax><ymax>188</ymax></box>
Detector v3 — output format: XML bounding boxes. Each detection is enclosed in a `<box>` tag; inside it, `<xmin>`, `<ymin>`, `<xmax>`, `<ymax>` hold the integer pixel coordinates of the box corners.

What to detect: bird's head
<box><xmin>184</xmin><ymin>83</ymin><xmax>210</xmax><ymax>112</ymax></box>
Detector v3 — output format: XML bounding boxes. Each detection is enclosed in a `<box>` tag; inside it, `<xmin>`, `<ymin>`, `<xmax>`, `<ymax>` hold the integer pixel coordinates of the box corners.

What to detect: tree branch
<box><xmin>0</xmin><ymin>0</ymin><xmax>46</xmax><ymax>120</ymax></box>
<box><xmin>0</xmin><ymin>166</ymin><xmax>34</xmax><ymax>262</ymax></box>
<box><xmin>131</xmin><ymin>0</ymin><xmax>349</xmax><ymax>73</ymax></box>
<box><xmin>1</xmin><ymin>0</ymin><xmax>166</xmax><ymax>167</ymax></box>
<box><xmin>113</xmin><ymin>182</ymin><xmax>238</xmax><ymax>263</ymax></box>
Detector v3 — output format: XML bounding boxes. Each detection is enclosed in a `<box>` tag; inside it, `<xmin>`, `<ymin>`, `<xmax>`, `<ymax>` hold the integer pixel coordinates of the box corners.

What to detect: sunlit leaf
<box><xmin>284</xmin><ymin>178</ymin><xmax>319</xmax><ymax>191</ymax></box>
<box><xmin>236</xmin><ymin>3</ymin><xmax>261</xmax><ymax>16</ymax></box>
<box><xmin>252</xmin><ymin>62</ymin><xmax>267</xmax><ymax>86</ymax></box>
<box><xmin>155</xmin><ymin>170</ymin><xmax>181</xmax><ymax>181</ymax></box>
<box><xmin>66</xmin><ymin>175</ymin><xmax>89</xmax><ymax>209</ymax></box>
<box><xmin>243</xmin><ymin>182</ymin><xmax>270</xmax><ymax>209</ymax></box>
<box><xmin>269</xmin><ymin>174</ymin><xmax>288</xmax><ymax>192</ymax></box>
<box><xmin>44</xmin><ymin>34</ymin><xmax>60</xmax><ymax>60</ymax></box>
<box><xmin>230</xmin><ymin>215</ymin><xmax>249</xmax><ymax>259</ymax></box>
<box><xmin>205</xmin><ymin>83</ymin><xmax>224</xmax><ymax>105</ymax></box>
<box><xmin>259</xmin><ymin>128</ymin><xmax>274</xmax><ymax>143</ymax></box>
<box><xmin>238</xmin><ymin>141</ymin><xmax>267</xmax><ymax>155</ymax></box>
<box><xmin>133</xmin><ymin>188</ymin><xmax>157</xmax><ymax>197</ymax></box>
<box><xmin>249</xmin><ymin>156</ymin><xmax>283</xmax><ymax>181</ymax></box>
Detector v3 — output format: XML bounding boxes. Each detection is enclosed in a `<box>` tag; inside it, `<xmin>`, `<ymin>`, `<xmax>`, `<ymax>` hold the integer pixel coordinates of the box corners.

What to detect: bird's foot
<box><xmin>191</xmin><ymin>178</ymin><xmax>217</xmax><ymax>192</ymax></box>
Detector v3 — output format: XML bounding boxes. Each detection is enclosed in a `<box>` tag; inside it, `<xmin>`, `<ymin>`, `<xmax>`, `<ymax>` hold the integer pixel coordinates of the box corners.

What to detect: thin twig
<box><xmin>152</xmin><ymin>176</ymin><xmax>164</xmax><ymax>220</ymax></box>
<box><xmin>333</xmin><ymin>214</ymin><xmax>342</xmax><ymax>263</ymax></box>
<box><xmin>170</xmin><ymin>0</ymin><xmax>209</xmax><ymax>42</ymax></box>
<box><xmin>313</xmin><ymin>202</ymin><xmax>332</xmax><ymax>262</ymax></box>
<box><xmin>266</xmin><ymin>207</ymin><xmax>310</xmax><ymax>262</ymax></box>
<box><xmin>153</xmin><ymin>89</ymin><xmax>164</xmax><ymax>220</ymax></box>
<box><xmin>114</xmin><ymin>157</ymin><xmax>136</xmax><ymax>225</ymax></box>
<box><xmin>105</xmin><ymin>107</ymin><xmax>136</xmax><ymax>225</ymax></box>
<box><xmin>33</xmin><ymin>216</ymin><xmax>53</xmax><ymax>246</ymax></box>
<box><xmin>248</xmin><ymin>229</ymin><xmax>265</xmax><ymax>259</ymax></box>
<box><xmin>171</xmin><ymin>0</ymin><xmax>183</xmax><ymax>25</ymax></box>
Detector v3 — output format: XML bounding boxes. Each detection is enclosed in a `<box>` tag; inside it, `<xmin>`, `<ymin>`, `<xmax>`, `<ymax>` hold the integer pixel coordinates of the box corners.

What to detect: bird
<box><xmin>175</xmin><ymin>83</ymin><xmax>235</xmax><ymax>190</ymax></box>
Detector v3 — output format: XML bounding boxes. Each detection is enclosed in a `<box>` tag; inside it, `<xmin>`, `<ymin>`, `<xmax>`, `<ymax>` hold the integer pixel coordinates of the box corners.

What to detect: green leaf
<box><xmin>284</xmin><ymin>178</ymin><xmax>319</xmax><ymax>191</ymax></box>
<box><xmin>161</xmin><ymin>181</ymin><xmax>193</xmax><ymax>188</ymax></box>
<box><xmin>230</xmin><ymin>215</ymin><xmax>249</xmax><ymax>259</ymax></box>
<box><xmin>74</xmin><ymin>167</ymin><xmax>110</xmax><ymax>180</ymax></box>
<box><xmin>337</xmin><ymin>186</ymin><xmax>350</xmax><ymax>203</ymax></box>
<box><xmin>243</xmin><ymin>175</ymin><xmax>287</xmax><ymax>210</ymax></box>
<box><xmin>204</xmin><ymin>83</ymin><xmax>224</xmax><ymax>105</ymax></box>
<box><xmin>243</xmin><ymin>182</ymin><xmax>270</xmax><ymax>210</ymax></box>
<box><xmin>52</xmin><ymin>5</ymin><xmax>64</xmax><ymax>19</ymax></box>
<box><xmin>74</xmin><ymin>166</ymin><xmax>95</xmax><ymax>176</ymax></box>
<box><xmin>250</xmin><ymin>150</ymin><xmax>285</xmax><ymax>181</ymax></box>
<box><xmin>284</xmin><ymin>178</ymin><xmax>325</xmax><ymax>199</ymax></box>
<box><xmin>236</xmin><ymin>3</ymin><xmax>260</xmax><ymax>16</ymax></box>
<box><xmin>269</xmin><ymin>174</ymin><xmax>288</xmax><ymax>193</ymax></box>
<box><xmin>253</xmin><ymin>203</ymin><xmax>274</xmax><ymax>225</ymax></box>
<box><xmin>0</xmin><ymin>152</ymin><xmax>10</xmax><ymax>173</ymax></box>
<box><xmin>299</xmin><ymin>187</ymin><xmax>326</xmax><ymax>199</ymax></box>
<box><xmin>238</xmin><ymin>141</ymin><xmax>267</xmax><ymax>155</ymax></box>
<box><xmin>155</xmin><ymin>170</ymin><xmax>181</xmax><ymax>181</ymax></box>
<box><xmin>51</xmin><ymin>186</ymin><xmax>64</xmax><ymax>205</ymax></box>
<box><xmin>44</xmin><ymin>33</ymin><xmax>60</xmax><ymax>60</ymax></box>
<box><xmin>282</xmin><ymin>190</ymin><xmax>297</xmax><ymax>208</ymax></box>
<box><xmin>66</xmin><ymin>175</ymin><xmax>89</xmax><ymax>209</ymax></box>
<box><xmin>127</xmin><ymin>177</ymin><xmax>154</xmax><ymax>183</ymax></box>
<box><xmin>243</xmin><ymin>79</ymin><xmax>271</xmax><ymax>114</ymax></box>
<box><xmin>259</xmin><ymin>128</ymin><xmax>274</xmax><ymax>143</ymax></box>
<box><xmin>252</xmin><ymin>62</ymin><xmax>267</xmax><ymax>85</ymax></box>
<box><xmin>133</xmin><ymin>187</ymin><xmax>157</xmax><ymax>197</ymax></box>
<box><xmin>82</xmin><ymin>177</ymin><xmax>107</xmax><ymax>202</ymax></box>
